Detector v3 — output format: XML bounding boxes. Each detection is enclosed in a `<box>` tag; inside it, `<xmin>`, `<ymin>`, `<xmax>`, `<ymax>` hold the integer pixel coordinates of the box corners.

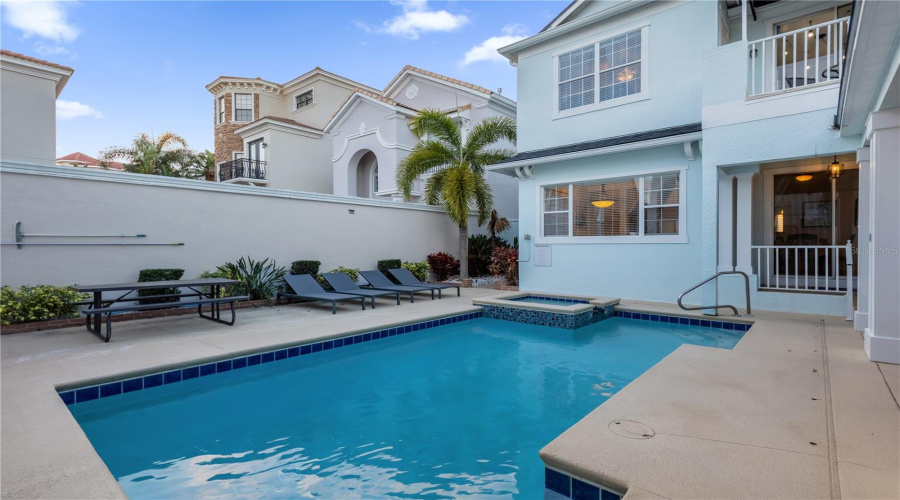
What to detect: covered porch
<box><xmin>717</xmin><ymin>153</ymin><xmax>858</xmax><ymax>317</ymax></box>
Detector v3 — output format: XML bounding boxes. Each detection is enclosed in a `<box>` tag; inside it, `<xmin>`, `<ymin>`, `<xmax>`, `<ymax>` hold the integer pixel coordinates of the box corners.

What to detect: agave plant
<box><xmin>216</xmin><ymin>257</ymin><xmax>287</xmax><ymax>301</ymax></box>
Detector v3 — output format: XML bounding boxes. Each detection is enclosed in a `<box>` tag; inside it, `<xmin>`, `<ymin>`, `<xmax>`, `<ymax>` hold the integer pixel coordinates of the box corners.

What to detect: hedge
<box><xmin>137</xmin><ymin>269</ymin><xmax>184</xmax><ymax>304</ymax></box>
<box><xmin>291</xmin><ymin>260</ymin><xmax>321</xmax><ymax>276</ymax></box>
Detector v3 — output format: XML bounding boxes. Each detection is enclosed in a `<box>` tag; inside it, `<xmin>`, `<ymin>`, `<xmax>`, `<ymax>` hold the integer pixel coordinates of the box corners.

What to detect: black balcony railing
<box><xmin>219</xmin><ymin>159</ymin><xmax>266</xmax><ymax>182</ymax></box>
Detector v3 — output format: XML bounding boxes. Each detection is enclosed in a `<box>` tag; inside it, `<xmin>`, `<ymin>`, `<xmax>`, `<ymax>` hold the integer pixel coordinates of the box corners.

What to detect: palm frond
<box><xmin>156</xmin><ymin>131</ymin><xmax>188</xmax><ymax>152</ymax></box>
<box><xmin>396</xmin><ymin>140</ymin><xmax>458</xmax><ymax>199</ymax></box>
<box><xmin>463</xmin><ymin>116</ymin><xmax>517</xmax><ymax>160</ymax></box>
<box><xmin>440</xmin><ymin>164</ymin><xmax>477</xmax><ymax>227</ymax></box>
<box><xmin>467</xmin><ymin>148</ymin><xmax>518</xmax><ymax>172</ymax></box>
<box><xmin>409</xmin><ymin>109</ymin><xmax>462</xmax><ymax>151</ymax></box>
<box><xmin>472</xmin><ymin>173</ymin><xmax>494</xmax><ymax>226</ymax></box>
<box><xmin>423</xmin><ymin>168</ymin><xmax>449</xmax><ymax>205</ymax></box>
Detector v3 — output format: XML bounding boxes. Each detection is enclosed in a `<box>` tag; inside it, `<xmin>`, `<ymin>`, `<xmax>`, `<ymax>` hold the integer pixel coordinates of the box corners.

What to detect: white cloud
<box><xmin>34</xmin><ymin>42</ymin><xmax>72</xmax><ymax>57</ymax></box>
<box><xmin>358</xmin><ymin>0</ymin><xmax>469</xmax><ymax>39</ymax></box>
<box><xmin>1</xmin><ymin>1</ymin><xmax>80</xmax><ymax>42</ymax></box>
<box><xmin>460</xmin><ymin>25</ymin><xmax>527</xmax><ymax>66</ymax></box>
<box><xmin>56</xmin><ymin>100</ymin><xmax>102</xmax><ymax>120</ymax></box>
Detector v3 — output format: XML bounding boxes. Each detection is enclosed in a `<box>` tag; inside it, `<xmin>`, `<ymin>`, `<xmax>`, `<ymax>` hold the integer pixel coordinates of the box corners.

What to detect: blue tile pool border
<box><xmin>613</xmin><ymin>309</ymin><xmax>753</xmax><ymax>332</ymax></box>
<box><xmin>58</xmin><ymin>310</ymin><xmax>483</xmax><ymax>406</ymax></box>
<box><xmin>545</xmin><ymin>467</ymin><xmax>622</xmax><ymax>500</ymax></box>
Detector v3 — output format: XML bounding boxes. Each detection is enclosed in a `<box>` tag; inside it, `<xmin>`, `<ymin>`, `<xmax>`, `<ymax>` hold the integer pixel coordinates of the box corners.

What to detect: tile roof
<box><xmin>384</xmin><ymin>65</ymin><xmax>494</xmax><ymax>96</ymax></box>
<box><xmin>56</xmin><ymin>152</ymin><xmax>124</xmax><ymax>170</ymax></box>
<box><xmin>495</xmin><ymin>123</ymin><xmax>703</xmax><ymax>164</ymax></box>
<box><xmin>0</xmin><ymin>49</ymin><xmax>74</xmax><ymax>72</ymax></box>
<box><xmin>212</xmin><ymin>76</ymin><xmax>282</xmax><ymax>87</ymax></box>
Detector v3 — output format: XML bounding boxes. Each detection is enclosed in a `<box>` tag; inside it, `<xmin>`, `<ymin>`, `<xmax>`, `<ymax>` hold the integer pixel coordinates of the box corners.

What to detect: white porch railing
<box><xmin>752</xmin><ymin>242</ymin><xmax>854</xmax><ymax>319</ymax></box>
<box><xmin>748</xmin><ymin>17</ymin><xmax>850</xmax><ymax>97</ymax></box>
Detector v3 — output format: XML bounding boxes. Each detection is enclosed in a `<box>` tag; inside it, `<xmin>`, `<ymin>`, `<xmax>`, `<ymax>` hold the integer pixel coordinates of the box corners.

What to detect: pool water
<box><xmin>70</xmin><ymin>317</ymin><xmax>742</xmax><ymax>499</ymax></box>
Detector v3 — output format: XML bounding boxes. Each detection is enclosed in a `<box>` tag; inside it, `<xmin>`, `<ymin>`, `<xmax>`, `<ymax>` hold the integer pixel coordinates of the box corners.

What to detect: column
<box><xmin>854</xmin><ymin>147</ymin><xmax>870</xmax><ymax>332</ymax></box>
<box><xmin>734</xmin><ymin>172</ymin><xmax>755</xmax><ymax>274</ymax></box>
<box><xmin>865</xmin><ymin>110</ymin><xmax>900</xmax><ymax>364</ymax></box>
<box><xmin>718</xmin><ymin>173</ymin><xmax>735</xmax><ymax>272</ymax></box>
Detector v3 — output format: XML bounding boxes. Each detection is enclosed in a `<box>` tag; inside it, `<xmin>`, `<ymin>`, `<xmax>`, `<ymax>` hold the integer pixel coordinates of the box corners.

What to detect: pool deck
<box><xmin>1</xmin><ymin>290</ymin><xmax>897</xmax><ymax>499</ymax></box>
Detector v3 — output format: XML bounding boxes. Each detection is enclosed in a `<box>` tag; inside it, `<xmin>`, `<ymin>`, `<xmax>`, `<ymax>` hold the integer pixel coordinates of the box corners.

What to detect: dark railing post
<box><xmin>218</xmin><ymin>158</ymin><xmax>266</xmax><ymax>182</ymax></box>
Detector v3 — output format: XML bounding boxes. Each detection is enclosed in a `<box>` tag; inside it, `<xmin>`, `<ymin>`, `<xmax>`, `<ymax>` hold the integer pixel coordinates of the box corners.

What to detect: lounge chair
<box><xmin>388</xmin><ymin>268</ymin><xmax>460</xmax><ymax>298</ymax></box>
<box><xmin>322</xmin><ymin>273</ymin><xmax>401</xmax><ymax>308</ymax></box>
<box><xmin>359</xmin><ymin>270</ymin><xmax>436</xmax><ymax>302</ymax></box>
<box><xmin>277</xmin><ymin>274</ymin><xmax>366</xmax><ymax>314</ymax></box>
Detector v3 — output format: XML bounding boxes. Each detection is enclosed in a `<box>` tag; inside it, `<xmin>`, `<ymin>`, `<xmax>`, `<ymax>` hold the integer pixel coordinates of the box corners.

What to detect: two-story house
<box><xmin>205</xmin><ymin>66</ymin><xmax>519</xmax><ymax>235</ymax></box>
<box><xmin>492</xmin><ymin>0</ymin><xmax>899</xmax><ymax>363</ymax></box>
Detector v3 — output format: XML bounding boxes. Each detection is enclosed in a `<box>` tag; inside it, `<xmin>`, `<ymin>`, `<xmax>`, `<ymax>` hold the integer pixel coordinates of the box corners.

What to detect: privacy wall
<box><xmin>0</xmin><ymin>163</ymin><xmax>459</xmax><ymax>288</ymax></box>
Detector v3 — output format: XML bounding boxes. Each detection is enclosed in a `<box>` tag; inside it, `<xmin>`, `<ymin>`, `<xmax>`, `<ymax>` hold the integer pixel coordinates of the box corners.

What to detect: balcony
<box><xmin>747</xmin><ymin>17</ymin><xmax>850</xmax><ymax>98</ymax></box>
<box><xmin>218</xmin><ymin>158</ymin><xmax>267</xmax><ymax>185</ymax></box>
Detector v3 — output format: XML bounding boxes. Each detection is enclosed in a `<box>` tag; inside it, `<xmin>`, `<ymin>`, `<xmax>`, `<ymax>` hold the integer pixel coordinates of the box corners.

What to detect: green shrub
<box><xmin>402</xmin><ymin>261</ymin><xmax>431</xmax><ymax>282</ymax></box>
<box><xmin>468</xmin><ymin>235</ymin><xmax>509</xmax><ymax>277</ymax></box>
<box><xmin>290</xmin><ymin>260</ymin><xmax>321</xmax><ymax>276</ymax></box>
<box><xmin>216</xmin><ymin>257</ymin><xmax>286</xmax><ymax>301</ymax></box>
<box><xmin>137</xmin><ymin>268</ymin><xmax>184</xmax><ymax>304</ymax></box>
<box><xmin>377</xmin><ymin>259</ymin><xmax>401</xmax><ymax>273</ymax></box>
<box><xmin>317</xmin><ymin>267</ymin><xmax>360</xmax><ymax>290</ymax></box>
<box><xmin>198</xmin><ymin>269</ymin><xmax>231</xmax><ymax>297</ymax></box>
<box><xmin>1</xmin><ymin>285</ymin><xmax>88</xmax><ymax>326</ymax></box>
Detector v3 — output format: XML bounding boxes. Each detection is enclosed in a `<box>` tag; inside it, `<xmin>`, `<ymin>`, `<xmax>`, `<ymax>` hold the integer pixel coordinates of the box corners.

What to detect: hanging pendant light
<box><xmin>830</xmin><ymin>156</ymin><xmax>842</xmax><ymax>179</ymax></box>
<box><xmin>795</xmin><ymin>174</ymin><xmax>813</xmax><ymax>182</ymax></box>
<box><xmin>592</xmin><ymin>200</ymin><xmax>614</xmax><ymax>208</ymax></box>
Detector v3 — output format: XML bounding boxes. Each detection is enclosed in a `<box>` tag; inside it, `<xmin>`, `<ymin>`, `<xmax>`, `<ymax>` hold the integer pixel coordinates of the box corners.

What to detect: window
<box><xmin>541</xmin><ymin>169</ymin><xmax>683</xmax><ymax>241</ymax></box>
<box><xmin>558</xmin><ymin>45</ymin><xmax>595</xmax><ymax>111</ymax></box>
<box><xmin>556</xmin><ymin>27</ymin><xmax>647</xmax><ymax>114</ymax></box>
<box><xmin>234</xmin><ymin>93</ymin><xmax>253</xmax><ymax>122</ymax></box>
<box><xmin>598</xmin><ymin>30</ymin><xmax>642</xmax><ymax>102</ymax></box>
<box><xmin>218</xmin><ymin>96</ymin><xmax>225</xmax><ymax>124</ymax></box>
<box><xmin>295</xmin><ymin>90</ymin><xmax>313</xmax><ymax>110</ymax></box>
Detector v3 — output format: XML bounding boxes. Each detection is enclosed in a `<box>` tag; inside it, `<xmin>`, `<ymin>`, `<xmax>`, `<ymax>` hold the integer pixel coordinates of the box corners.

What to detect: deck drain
<box><xmin>609</xmin><ymin>420</ymin><xmax>655</xmax><ymax>439</ymax></box>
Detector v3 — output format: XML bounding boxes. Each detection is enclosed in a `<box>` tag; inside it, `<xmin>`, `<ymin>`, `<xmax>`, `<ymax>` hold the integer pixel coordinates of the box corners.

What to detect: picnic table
<box><xmin>75</xmin><ymin>279</ymin><xmax>248</xmax><ymax>342</ymax></box>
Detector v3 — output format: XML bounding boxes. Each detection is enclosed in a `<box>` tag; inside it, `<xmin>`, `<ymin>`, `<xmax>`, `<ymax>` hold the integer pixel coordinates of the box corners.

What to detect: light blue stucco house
<box><xmin>491</xmin><ymin>0</ymin><xmax>899</xmax><ymax>364</ymax></box>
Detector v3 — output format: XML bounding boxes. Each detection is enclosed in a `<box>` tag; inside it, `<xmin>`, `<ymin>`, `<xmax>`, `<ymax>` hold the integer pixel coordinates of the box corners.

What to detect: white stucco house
<box><xmin>0</xmin><ymin>50</ymin><xmax>73</xmax><ymax>165</ymax></box>
<box><xmin>493</xmin><ymin>0</ymin><xmax>899</xmax><ymax>363</ymax></box>
<box><xmin>205</xmin><ymin>66</ymin><xmax>519</xmax><ymax>234</ymax></box>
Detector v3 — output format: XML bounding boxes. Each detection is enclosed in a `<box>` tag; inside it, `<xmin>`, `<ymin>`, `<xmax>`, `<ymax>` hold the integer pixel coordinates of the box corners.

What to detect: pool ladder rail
<box><xmin>677</xmin><ymin>271</ymin><xmax>752</xmax><ymax>317</ymax></box>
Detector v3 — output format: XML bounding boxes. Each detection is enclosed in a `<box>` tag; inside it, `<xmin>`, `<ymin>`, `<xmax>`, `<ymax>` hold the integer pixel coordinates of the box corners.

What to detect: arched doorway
<box><xmin>354</xmin><ymin>151</ymin><xmax>379</xmax><ymax>198</ymax></box>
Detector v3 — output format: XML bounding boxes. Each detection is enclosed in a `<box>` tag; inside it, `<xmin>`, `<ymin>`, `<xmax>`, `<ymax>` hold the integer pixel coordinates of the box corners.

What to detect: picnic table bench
<box><xmin>75</xmin><ymin>279</ymin><xmax>248</xmax><ymax>342</ymax></box>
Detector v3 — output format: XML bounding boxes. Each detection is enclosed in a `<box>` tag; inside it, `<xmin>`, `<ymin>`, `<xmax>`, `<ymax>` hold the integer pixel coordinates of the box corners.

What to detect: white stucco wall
<box><xmin>0</xmin><ymin>163</ymin><xmax>460</xmax><ymax>288</ymax></box>
<box><xmin>0</xmin><ymin>68</ymin><xmax>58</xmax><ymax>163</ymax></box>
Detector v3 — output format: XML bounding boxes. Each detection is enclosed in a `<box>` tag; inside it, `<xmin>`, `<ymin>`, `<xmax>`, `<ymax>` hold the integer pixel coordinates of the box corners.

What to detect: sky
<box><xmin>0</xmin><ymin>0</ymin><xmax>565</xmax><ymax>158</ymax></box>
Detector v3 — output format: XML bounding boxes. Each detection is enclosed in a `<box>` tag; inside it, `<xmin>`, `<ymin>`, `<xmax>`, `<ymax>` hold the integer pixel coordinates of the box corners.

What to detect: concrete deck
<box><xmin>542</xmin><ymin>300</ymin><xmax>900</xmax><ymax>500</ymax></box>
<box><xmin>1</xmin><ymin>292</ymin><xmax>897</xmax><ymax>499</ymax></box>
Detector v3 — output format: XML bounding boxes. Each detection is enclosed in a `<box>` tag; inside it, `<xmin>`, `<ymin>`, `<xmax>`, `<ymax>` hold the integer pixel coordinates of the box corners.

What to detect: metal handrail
<box><xmin>677</xmin><ymin>271</ymin><xmax>751</xmax><ymax>317</ymax></box>
<box><xmin>218</xmin><ymin>158</ymin><xmax>266</xmax><ymax>182</ymax></box>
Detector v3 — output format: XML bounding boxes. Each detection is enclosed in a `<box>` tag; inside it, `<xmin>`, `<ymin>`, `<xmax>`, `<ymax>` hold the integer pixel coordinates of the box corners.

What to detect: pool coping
<box><xmin>473</xmin><ymin>291</ymin><xmax>621</xmax><ymax>315</ymax></box>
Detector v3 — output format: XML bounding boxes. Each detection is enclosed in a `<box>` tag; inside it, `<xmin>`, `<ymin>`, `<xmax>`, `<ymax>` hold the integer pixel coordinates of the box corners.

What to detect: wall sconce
<box><xmin>829</xmin><ymin>156</ymin><xmax>842</xmax><ymax>179</ymax></box>
<box><xmin>776</xmin><ymin>209</ymin><xmax>785</xmax><ymax>233</ymax></box>
<box><xmin>348</xmin><ymin>209</ymin><xmax>355</xmax><ymax>214</ymax></box>
<box><xmin>261</xmin><ymin>142</ymin><xmax>268</xmax><ymax>149</ymax></box>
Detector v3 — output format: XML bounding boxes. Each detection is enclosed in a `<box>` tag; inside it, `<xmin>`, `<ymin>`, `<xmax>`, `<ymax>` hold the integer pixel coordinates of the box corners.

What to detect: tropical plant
<box><xmin>487</xmin><ymin>209</ymin><xmax>511</xmax><ymax>244</ymax></box>
<box><xmin>426</xmin><ymin>252</ymin><xmax>459</xmax><ymax>282</ymax></box>
<box><xmin>182</xmin><ymin>149</ymin><xmax>217</xmax><ymax>181</ymax></box>
<box><xmin>198</xmin><ymin>269</ymin><xmax>231</xmax><ymax>297</ymax></box>
<box><xmin>396</xmin><ymin>109</ymin><xmax>516</xmax><ymax>279</ymax></box>
<box><xmin>100</xmin><ymin>131</ymin><xmax>197</xmax><ymax>178</ymax></box>
<box><xmin>468</xmin><ymin>234</ymin><xmax>508</xmax><ymax>277</ymax></box>
<box><xmin>216</xmin><ymin>257</ymin><xmax>286</xmax><ymax>301</ymax></box>
<box><xmin>402</xmin><ymin>261</ymin><xmax>431</xmax><ymax>282</ymax></box>
<box><xmin>0</xmin><ymin>285</ymin><xmax>88</xmax><ymax>326</ymax></box>
<box><xmin>489</xmin><ymin>247</ymin><xmax>519</xmax><ymax>286</ymax></box>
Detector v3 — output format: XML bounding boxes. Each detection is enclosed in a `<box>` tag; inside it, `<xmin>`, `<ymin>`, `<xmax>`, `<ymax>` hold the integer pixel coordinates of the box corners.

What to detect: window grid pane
<box><xmin>543</xmin><ymin>186</ymin><xmax>570</xmax><ymax>237</ymax></box>
<box><xmin>234</xmin><ymin>93</ymin><xmax>253</xmax><ymax>121</ymax></box>
<box><xmin>559</xmin><ymin>45</ymin><xmax>595</xmax><ymax>111</ymax></box>
<box><xmin>597</xmin><ymin>28</ymin><xmax>642</xmax><ymax>103</ymax></box>
<box><xmin>296</xmin><ymin>91</ymin><xmax>313</xmax><ymax>109</ymax></box>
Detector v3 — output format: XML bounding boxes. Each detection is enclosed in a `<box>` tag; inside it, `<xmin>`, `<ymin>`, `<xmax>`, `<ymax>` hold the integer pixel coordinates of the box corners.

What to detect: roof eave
<box><xmin>235</xmin><ymin>118</ymin><xmax>323</xmax><ymax>137</ymax></box>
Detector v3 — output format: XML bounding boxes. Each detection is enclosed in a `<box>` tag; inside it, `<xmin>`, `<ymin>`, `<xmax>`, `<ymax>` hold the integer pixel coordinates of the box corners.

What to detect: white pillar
<box><xmin>864</xmin><ymin>110</ymin><xmax>900</xmax><ymax>364</ymax></box>
<box><xmin>734</xmin><ymin>172</ymin><xmax>755</xmax><ymax>274</ymax></box>
<box><xmin>741</xmin><ymin>0</ymin><xmax>748</xmax><ymax>42</ymax></box>
<box><xmin>718</xmin><ymin>174</ymin><xmax>735</xmax><ymax>272</ymax></box>
<box><xmin>854</xmin><ymin>147</ymin><xmax>870</xmax><ymax>332</ymax></box>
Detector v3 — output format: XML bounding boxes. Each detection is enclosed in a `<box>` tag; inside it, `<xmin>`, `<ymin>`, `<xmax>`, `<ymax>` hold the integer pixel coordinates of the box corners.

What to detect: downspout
<box><xmin>834</xmin><ymin>0</ymin><xmax>860</xmax><ymax>129</ymax></box>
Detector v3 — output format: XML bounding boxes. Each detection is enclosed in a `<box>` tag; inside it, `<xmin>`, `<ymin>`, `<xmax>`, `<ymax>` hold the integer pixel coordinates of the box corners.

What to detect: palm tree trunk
<box><xmin>459</xmin><ymin>223</ymin><xmax>469</xmax><ymax>279</ymax></box>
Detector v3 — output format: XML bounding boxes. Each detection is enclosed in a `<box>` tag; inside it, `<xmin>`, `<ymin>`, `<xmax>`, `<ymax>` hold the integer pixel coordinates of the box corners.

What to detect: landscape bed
<box><xmin>61</xmin><ymin>310</ymin><xmax>747</xmax><ymax>499</ymax></box>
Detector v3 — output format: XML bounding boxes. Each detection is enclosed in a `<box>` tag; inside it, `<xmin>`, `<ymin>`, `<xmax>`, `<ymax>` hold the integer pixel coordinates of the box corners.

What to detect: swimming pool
<box><xmin>67</xmin><ymin>314</ymin><xmax>744</xmax><ymax>499</ymax></box>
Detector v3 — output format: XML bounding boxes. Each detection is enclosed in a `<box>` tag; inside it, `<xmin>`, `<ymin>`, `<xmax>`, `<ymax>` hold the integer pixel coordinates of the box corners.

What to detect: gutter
<box><xmin>834</xmin><ymin>0</ymin><xmax>860</xmax><ymax>129</ymax></box>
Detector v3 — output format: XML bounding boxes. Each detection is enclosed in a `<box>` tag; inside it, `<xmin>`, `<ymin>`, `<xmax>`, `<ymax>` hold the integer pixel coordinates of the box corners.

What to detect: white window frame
<box><xmin>231</xmin><ymin>92</ymin><xmax>253</xmax><ymax>123</ymax></box>
<box><xmin>553</xmin><ymin>24</ymin><xmax>650</xmax><ymax>120</ymax></box>
<box><xmin>294</xmin><ymin>88</ymin><xmax>314</xmax><ymax>110</ymax></box>
<box><xmin>535</xmin><ymin>165</ymin><xmax>687</xmax><ymax>244</ymax></box>
<box><xmin>218</xmin><ymin>96</ymin><xmax>225</xmax><ymax>124</ymax></box>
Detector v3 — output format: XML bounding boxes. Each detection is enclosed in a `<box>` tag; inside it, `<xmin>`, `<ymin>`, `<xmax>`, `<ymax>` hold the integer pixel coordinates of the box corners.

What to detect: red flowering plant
<box><xmin>489</xmin><ymin>247</ymin><xmax>519</xmax><ymax>286</ymax></box>
<box><xmin>426</xmin><ymin>252</ymin><xmax>460</xmax><ymax>282</ymax></box>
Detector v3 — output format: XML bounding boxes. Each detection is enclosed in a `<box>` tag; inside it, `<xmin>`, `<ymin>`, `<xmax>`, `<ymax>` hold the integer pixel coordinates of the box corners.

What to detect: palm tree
<box><xmin>487</xmin><ymin>209</ymin><xmax>511</xmax><ymax>245</ymax></box>
<box><xmin>100</xmin><ymin>131</ymin><xmax>194</xmax><ymax>177</ymax></box>
<box><xmin>397</xmin><ymin>109</ymin><xmax>516</xmax><ymax>279</ymax></box>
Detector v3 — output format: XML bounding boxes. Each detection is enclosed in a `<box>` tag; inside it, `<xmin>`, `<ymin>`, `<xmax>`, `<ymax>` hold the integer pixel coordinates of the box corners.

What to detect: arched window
<box><xmin>371</xmin><ymin>161</ymin><xmax>379</xmax><ymax>197</ymax></box>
